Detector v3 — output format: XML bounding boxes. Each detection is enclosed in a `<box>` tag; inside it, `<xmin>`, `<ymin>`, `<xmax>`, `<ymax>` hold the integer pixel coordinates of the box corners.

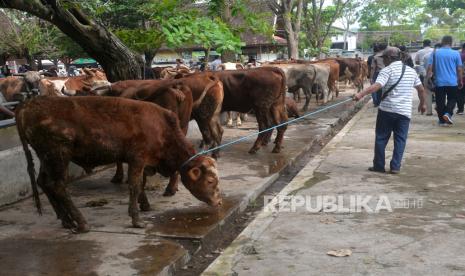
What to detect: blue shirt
<box><xmin>428</xmin><ymin>47</ymin><xmax>462</xmax><ymax>87</ymax></box>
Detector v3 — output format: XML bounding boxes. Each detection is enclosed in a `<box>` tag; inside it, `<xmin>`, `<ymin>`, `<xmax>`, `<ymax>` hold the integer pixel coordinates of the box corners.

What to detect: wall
<box><xmin>0</xmin><ymin>146</ymin><xmax>108</xmax><ymax>206</ymax></box>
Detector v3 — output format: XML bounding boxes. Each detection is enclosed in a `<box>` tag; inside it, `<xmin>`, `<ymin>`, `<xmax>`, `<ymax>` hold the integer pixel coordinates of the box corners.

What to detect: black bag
<box><xmin>379</xmin><ymin>64</ymin><xmax>407</xmax><ymax>102</ymax></box>
<box><xmin>426</xmin><ymin>49</ymin><xmax>436</xmax><ymax>91</ymax></box>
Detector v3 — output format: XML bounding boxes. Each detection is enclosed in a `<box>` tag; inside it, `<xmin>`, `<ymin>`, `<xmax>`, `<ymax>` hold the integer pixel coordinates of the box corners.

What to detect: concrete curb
<box><xmin>0</xmin><ymin>146</ymin><xmax>109</xmax><ymax>206</ymax></box>
<box><xmin>201</xmin><ymin>100</ymin><xmax>370</xmax><ymax>276</ymax></box>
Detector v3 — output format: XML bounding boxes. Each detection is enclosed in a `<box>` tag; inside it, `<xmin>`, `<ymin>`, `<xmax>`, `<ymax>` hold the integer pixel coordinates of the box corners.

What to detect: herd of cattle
<box><xmin>0</xmin><ymin>57</ymin><xmax>368</xmax><ymax>233</ymax></box>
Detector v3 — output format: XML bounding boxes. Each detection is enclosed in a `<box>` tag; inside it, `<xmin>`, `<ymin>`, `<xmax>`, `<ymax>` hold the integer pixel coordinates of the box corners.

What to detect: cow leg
<box><xmin>272</xmin><ymin>104</ymin><xmax>288</xmax><ymax>153</ymax></box>
<box><xmin>46</xmin><ymin>154</ymin><xmax>89</xmax><ymax>233</ymax></box>
<box><xmin>303</xmin><ymin>88</ymin><xmax>312</xmax><ymax>111</ymax></box>
<box><xmin>163</xmin><ymin>172</ymin><xmax>179</xmax><ymax>197</ymax></box>
<box><xmin>127</xmin><ymin>162</ymin><xmax>145</xmax><ymax>228</ymax></box>
<box><xmin>261</xmin><ymin>111</ymin><xmax>274</xmax><ymax>146</ymax></box>
<box><xmin>196</xmin><ymin>119</ymin><xmax>214</xmax><ymax>151</ymax></box>
<box><xmin>111</xmin><ymin>162</ymin><xmax>124</xmax><ymax>184</ymax></box>
<box><xmin>323</xmin><ymin>86</ymin><xmax>329</xmax><ymax>104</ymax></box>
<box><xmin>249</xmin><ymin>109</ymin><xmax>266</xmax><ymax>154</ymax></box>
<box><xmin>138</xmin><ymin>173</ymin><xmax>151</xmax><ymax>211</ymax></box>
<box><xmin>226</xmin><ymin>112</ymin><xmax>233</xmax><ymax>127</ymax></box>
<box><xmin>209</xmin><ymin>113</ymin><xmax>224</xmax><ymax>159</ymax></box>
<box><xmin>56</xmin><ymin>179</ymin><xmax>89</xmax><ymax>233</ymax></box>
<box><xmin>236</xmin><ymin>113</ymin><xmax>242</xmax><ymax>126</ymax></box>
<box><xmin>37</xmin><ymin>165</ymin><xmax>75</xmax><ymax>229</ymax></box>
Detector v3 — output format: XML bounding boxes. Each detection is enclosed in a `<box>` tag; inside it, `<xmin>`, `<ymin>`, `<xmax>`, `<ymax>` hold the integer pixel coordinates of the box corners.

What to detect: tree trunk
<box><xmin>287</xmin><ymin>35</ymin><xmax>299</xmax><ymax>59</ymax></box>
<box><xmin>0</xmin><ymin>0</ymin><xmax>143</xmax><ymax>81</ymax></box>
<box><xmin>270</xmin><ymin>0</ymin><xmax>302</xmax><ymax>60</ymax></box>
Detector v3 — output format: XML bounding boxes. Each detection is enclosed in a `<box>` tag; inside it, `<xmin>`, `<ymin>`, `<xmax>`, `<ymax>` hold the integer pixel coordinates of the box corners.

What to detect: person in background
<box><xmin>68</xmin><ymin>65</ymin><xmax>77</xmax><ymax>76</ymax></box>
<box><xmin>456</xmin><ymin>43</ymin><xmax>465</xmax><ymax>115</ymax></box>
<box><xmin>175</xmin><ymin>58</ymin><xmax>184</xmax><ymax>69</ymax></box>
<box><xmin>199</xmin><ymin>58</ymin><xmax>206</xmax><ymax>71</ymax></box>
<box><xmin>354</xmin><ymin>47</ymin><xmax>426</xmax><ymax>174</ymax></box>
<box><xmin>399</xmin><ymin>45</ymin><xmax>414</xmax><ymax>68</ymax></box>
<box><xmin>4</xmin><ymin>65</ymin><xmax>11</xmax><ymax>76</ymax></box>
<box><xmin>370</xmin><ymin>43</ymin><xmax>388</xmax><ymax>106</ymax></box>
<box><xmin>415</xmin><ymin>39</ymin><xmax>434</xmax><ymax>115</ymax></box>
<box><xmin>209</xmin><ymin>55</ymin><xmax>222</xmax><ymax>71</ymax></box>
<box><xmin>427</xmin><ymin>36</ymin><xmax>463</xmax><ymax>126</ymax></box>
<box><xmin>45</xmin><ymin>66</ymin><xmax>58</xmax><ymax>77</ymax></box>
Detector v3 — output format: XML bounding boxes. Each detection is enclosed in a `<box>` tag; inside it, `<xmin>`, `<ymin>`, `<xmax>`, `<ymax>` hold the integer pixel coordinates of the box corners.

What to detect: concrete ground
<box><xmin>204</xmin><ymin>99</ymin><xmax>465</xmax><ymax>276</ymax></box>
<box><xmin>0</xmin><ymin>88</ymin><xmax>365</xmax><ymax>276</ymax></box>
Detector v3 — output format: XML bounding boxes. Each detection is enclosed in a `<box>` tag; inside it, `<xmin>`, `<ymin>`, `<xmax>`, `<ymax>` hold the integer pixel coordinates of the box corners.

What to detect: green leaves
<box><xmin>159</xmin><ymin>13</ymin><xmax>243</xmax><ymax>54</ymax></box>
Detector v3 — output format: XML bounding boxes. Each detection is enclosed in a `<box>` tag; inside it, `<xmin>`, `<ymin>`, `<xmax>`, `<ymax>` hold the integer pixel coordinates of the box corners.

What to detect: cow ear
<box><xmin>188</xmin><ymin>167</ymin><xmax>202</xmax><ymax>181</ymax></box>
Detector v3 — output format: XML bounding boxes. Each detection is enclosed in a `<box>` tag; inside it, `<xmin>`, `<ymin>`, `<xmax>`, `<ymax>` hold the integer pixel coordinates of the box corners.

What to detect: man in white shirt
<box><xmin>354</xmin><ymin>47</ymin><xmax>427</xmax><ymax>174</ymax></box>
<box><xmin>209</xmin><ymin>56</ymin><xmax>223</xmax><ymax>71</ymax></box>
<box><xmin>415</xmin><ymin>40</ymin><xmax>434</xmax><ymax>115</ymax></box>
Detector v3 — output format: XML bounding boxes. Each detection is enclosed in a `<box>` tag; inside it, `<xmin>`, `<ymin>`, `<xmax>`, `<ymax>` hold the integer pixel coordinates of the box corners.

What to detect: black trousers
<box><xmin>435</xmin><ymin>86</ymin><xmax>458</xmax><ymax>123</ymax></box>
<box><xmin>457</xmin><ymin>86</ymin><xmax>465</xmax><ymax>113</ymax></box>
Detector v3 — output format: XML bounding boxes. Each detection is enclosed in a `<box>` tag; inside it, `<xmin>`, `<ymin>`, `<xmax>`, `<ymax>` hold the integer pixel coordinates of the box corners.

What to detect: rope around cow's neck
<box><xmin>180</xmin><ymin>97</ymin><xmax>354</xmax><ymax>169</ymax></box>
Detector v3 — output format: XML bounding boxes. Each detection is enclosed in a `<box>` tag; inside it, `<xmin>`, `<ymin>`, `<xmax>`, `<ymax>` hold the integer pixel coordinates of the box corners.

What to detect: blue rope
<box><xmin>181</xmin><ymin>97</ymin><xmax>354</xmax><ymax>168</ymax></box>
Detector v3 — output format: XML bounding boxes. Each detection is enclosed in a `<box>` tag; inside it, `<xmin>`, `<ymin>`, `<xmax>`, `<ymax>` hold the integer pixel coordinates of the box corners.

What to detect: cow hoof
<box><xmin>139</xmin><ymin>203</ymin><xmax>152</xmax><ymax>212</ymax></box>
<box><xmin>212</xmin><ymin>152</ymin><xmax>220</xmax><ymax>159</ymax></box>
<box><xmin>248</xmin><ymin>148</ymin><xmax>258</xmax><ymax>154</ymax></box>
<box><xmin>111</xmin><ymin>176</ymin><xmax>123</xmax><ymax>184</ymax></box>
<box><xmin>163</xmin><ymin>189</ymin><xmax>177</xmax><ymax>197</ymax></box>
<box><xmin>75</xmin><ymin>223</ymin><xmax>90</xmax><ymax>234</ymax></box>
<box><xmin>132</xmin><ymin>220</ymin><xmax>146</xmax><ymax>228</ymax></box>
<box><xmin>272</xmin><ymin>147</ymin><xmax>281</xmax><ymax>153</ymax></box>
<box><xmin>62</xmin><ymin>220</ymin><xmax>77</xmax><ymax>229</ymax></box>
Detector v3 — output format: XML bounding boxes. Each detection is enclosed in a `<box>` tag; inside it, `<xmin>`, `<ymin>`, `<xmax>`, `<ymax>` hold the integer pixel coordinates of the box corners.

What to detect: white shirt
<box><xmin>209</xmin><ymin>59</ymin><xmax>222</xmax><ymax>71</ymax></box>
<box><xmin>375</xmin><ymin>61</ymin><xmax>422</xmax><ymax>119</ymax></box>
<box><xmin>415</xmin><ymin>47</ymin><xmax>433</xmax><ymax>76</ymax></box>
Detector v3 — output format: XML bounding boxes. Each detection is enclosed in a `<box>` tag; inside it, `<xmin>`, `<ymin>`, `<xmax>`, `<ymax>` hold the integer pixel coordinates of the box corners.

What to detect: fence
<box><xmin>0</xmin><ymin>101</ymin><xmax>19</xmax><ymax>129</ymax></box>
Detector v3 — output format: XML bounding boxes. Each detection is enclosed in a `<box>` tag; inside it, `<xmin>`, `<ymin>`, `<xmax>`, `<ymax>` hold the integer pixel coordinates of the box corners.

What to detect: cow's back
<box><xmin>215</xmin><ymin>67</ymin><xmax>286</xmax><ymax>112</ymax></box>
<box><xmin>0</xmin><ymin>77</ymin><xmax>25</xmax><ymax>101</ymax></box>
<box><xmin>16</xmin><ymin>96</ymin><xmax>179</xmax><ymax>167</ymax></box>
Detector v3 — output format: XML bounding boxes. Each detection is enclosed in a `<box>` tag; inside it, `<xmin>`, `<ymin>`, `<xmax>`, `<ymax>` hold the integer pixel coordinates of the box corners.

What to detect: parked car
<box><xmin>341</xmin><ymin>50</ymin><xmax>362</xmax><ymax>58</ymax></box>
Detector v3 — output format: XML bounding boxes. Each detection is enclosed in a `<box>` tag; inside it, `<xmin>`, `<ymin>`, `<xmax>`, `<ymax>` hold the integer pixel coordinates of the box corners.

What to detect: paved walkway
<box><xmin>0</xmin><ymin>91</ymin><xmax>365</xmax><ymax>275</ymax></box>
<box><xmin>204</xmin><ymin>100</ymin><xmax>465</xmax><ymax>276</ymax></box>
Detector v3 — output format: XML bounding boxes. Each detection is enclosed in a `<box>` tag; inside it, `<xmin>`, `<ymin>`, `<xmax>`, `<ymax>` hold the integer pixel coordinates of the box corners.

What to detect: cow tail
<box><xmin>193</xmin><ymin>76</ymin><xmax>219</xmax><ymax>108</ymax></box>
<box><xmin>16</xmin><ymin>107</ymin><xmax>42</xmax><ymax>215</ymax></box>
<box><xmin>277</xmin><ymin>68</ymin><xmax>287</xmax><ymax>103</ymax></box>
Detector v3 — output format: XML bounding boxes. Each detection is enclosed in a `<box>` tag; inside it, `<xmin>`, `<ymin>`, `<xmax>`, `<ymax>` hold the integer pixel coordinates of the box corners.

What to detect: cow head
<box><xmin>24</xmin><ymin>71</ymin><xmax>42</xmax><ymax>92</ymax></box>
<box><xmin>90</xmin><ymin>80</ymin><xmax>112</xmax><ymax>95</ymax></box>
<box><xmin>180</xmin><ymin>156</ymin><xmax>222</xmax><ymax>207</ymax></box>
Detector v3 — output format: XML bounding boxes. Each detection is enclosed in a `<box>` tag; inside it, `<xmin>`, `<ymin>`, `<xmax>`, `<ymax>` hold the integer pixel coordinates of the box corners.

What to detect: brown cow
<box><xmin>113</xmin><ymin>81</ymin><xmax>195</xmax><ymax>196</ymax></box>
<box><xmin>16</xmin><ymin>96</ymin><xmax>221</xmax><ymax>233</ymax></box>
<box><xmin>46</xmin><ymin>68</ymin><xmax>107</xmax><ymax>95</ymax></box>
<box><xmin>333</xmin><ymin>58</ymin><xmax>364</xmax><ymax>92</ymax></box>
<box><xmin>93</xmin><ymin>75</ymin><xmax>223</xmax><ymax>190</ymax></box>
<box><xmin>0</xmin><ymin>71</ymin><xmax>42</xmax><ymax>101</ymax></box>
<box><xmin>286</xmin><ymin>97</ymin><xmax>300</xmax><ymax>118</ymax></box>
<box><xmin>94</xmin><ymin>74</ymin><xmax>224</xmax><ymax>157</ymax></box>
<box><xmin>205</xmin><ymin>67</ymin><xmax>288</xmax><ymax>154</ymax></box>
<box><xmin>152</xmin><ymin>66</ymin><xmax>173</xmax><ymax>79</ymax></box>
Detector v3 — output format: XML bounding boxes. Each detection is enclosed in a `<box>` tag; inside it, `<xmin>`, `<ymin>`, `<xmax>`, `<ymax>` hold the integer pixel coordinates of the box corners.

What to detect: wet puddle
<box><xmin>147</xmin><ymin>196</ymin><xmax>241</xmax><ymax>239</ymax></box>
<box><xmin>0</xmin><ymin>239</ymin><xmax>102</xmax><ymax>276</ymax></box>
<box><xmin>121</xmin><ymin>240</ymin><xmax>186</xmax><ymax>276</ymax></box>
<box><xmin>289</xmin><ymin>172</ymin><xmax>330</xmax><ymax>195</ymax></box>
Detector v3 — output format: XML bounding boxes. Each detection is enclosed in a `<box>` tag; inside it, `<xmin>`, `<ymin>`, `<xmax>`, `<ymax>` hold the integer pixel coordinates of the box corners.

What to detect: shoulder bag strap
<box><xmin>380</xmin><ymin>64</ymin><xmax>407</xmax><ymax>101</ymax></box>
